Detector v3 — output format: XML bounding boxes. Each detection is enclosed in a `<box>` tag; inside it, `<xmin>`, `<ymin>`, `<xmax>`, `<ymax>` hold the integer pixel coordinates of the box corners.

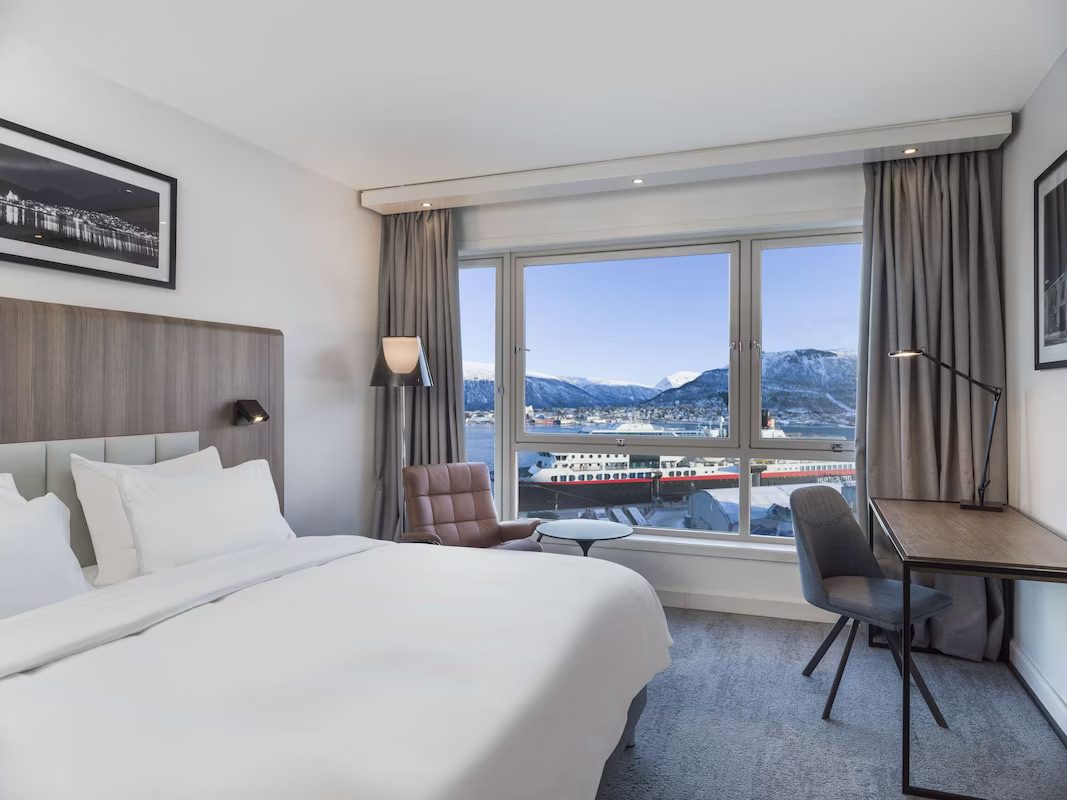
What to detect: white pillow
<box><xmin>0</xmin><ymin>473</ymin><xmax>27</xmax><ymax>502</ymax></box>
<box><xmin>118</xmin><ymin>459</ymin><xmax>293</xmax><ymax>575</ymax></box>
<box><xmin>71</xmin><ymin>447</ymin><xmax>223</xmax><ymax>586</ymax></box>
<box><xmin>0</xmin><ymin>493</ymin><xmax>92</xmax><ymax>618</ymax></box>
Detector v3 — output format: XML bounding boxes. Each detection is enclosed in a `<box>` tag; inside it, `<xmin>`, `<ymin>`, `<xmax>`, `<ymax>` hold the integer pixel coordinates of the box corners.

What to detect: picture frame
<box><xmin>0</xmin><ymin>118</ymin><xmax>177</xmax><ymax>289</ymax></box>
<box><xmin>1035</xmin><ymin>146</ymin><xmax>1067</xmax><ymax>369</ymax></box>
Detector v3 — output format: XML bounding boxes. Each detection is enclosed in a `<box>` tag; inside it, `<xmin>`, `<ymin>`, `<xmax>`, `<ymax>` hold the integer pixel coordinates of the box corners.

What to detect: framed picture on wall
<box><xmin>1036</xmin><ymin>147</ymin><xmax>1067</xmax><ymax>369</ymax></box>
<box><xmin>0</xmin><ymin>118</ymin><xmax>176</xmax><ymax>289</ymax></box>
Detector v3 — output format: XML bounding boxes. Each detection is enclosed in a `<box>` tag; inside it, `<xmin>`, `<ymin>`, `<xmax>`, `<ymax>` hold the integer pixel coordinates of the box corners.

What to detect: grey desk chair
<box><xmin>789</xmin><ymin>486</ymin><xmax>953</xmax><ymax>727</ymax></box>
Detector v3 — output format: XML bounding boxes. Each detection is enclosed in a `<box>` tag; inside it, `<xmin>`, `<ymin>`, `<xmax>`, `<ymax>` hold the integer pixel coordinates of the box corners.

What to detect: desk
<box><xmin>869</xmin><ymin>498</ymin><xmax>1067</xmax><ymax>800</ymax></box>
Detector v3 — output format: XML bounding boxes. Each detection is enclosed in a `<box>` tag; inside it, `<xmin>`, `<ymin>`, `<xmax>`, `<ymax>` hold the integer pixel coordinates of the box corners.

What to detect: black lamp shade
<box><xmin>370</xmin><ymin>336</ymin><xmax>433</xmax><ymax>387</ymax></box>
<box><xmin>234</xmin><ymin>399</ymin><xmax>270</xmax><ymax>426</ymax></box>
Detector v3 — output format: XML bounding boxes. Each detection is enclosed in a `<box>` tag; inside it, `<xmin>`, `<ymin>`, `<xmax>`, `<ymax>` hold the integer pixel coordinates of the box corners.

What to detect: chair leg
<box><xmin>879</xmin><ymin>627</ymin><xmax>904</xmax><ymax>677</ymax></box>
<box><xmin>822</xmin><ymin>618</ymin><xmax>859</xmax><ymax>720</ymax></box>
<box><xmin>885</xmin><ymin>631</ymin><xmax>949</xmax><ymax>730</ymax></box>
<box><xmin>803</xmin><ymin>615</ymin><xmax>849</xmax><ymax>677</ymax></box>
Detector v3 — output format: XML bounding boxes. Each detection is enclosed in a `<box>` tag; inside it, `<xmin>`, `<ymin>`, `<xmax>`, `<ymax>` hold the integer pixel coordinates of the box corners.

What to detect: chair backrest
<box><xmin>789</xmin><ymin>486</ymin><xmax>882</xmax><ymax>608</ymax></box>
<box><xmin>403</xmin><ymin>462</ymin><xmax>502</xmax><ymax>548</ymax></box>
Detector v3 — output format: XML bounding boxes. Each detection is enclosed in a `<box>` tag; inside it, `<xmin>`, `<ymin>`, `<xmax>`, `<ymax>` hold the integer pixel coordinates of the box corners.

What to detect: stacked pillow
<box><xmin>72</xmin><ymin>447</ymin><xmax>224</xmax><ymax>585</ymax></box>
<box><xmin>0</xmin><ymin>478</ymin><xmax>91</xmax><ymax>619</ymax></box>
<box><xmin>0</xmin><ymin>449</ymin><xmax>291</xmax><ymax>617</ymax></box>
<box><xmin>73</xmin><ymin>449</ymin><xmax>293</xmax><ymax>583</ymax></box>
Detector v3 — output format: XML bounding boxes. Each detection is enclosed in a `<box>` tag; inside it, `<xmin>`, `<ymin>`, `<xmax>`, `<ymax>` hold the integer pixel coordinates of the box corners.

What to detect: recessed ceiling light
<box><xmin>125</xmin><ymin>188</ymin><xmax>133</xmax><ymax>193</ymax></box>
<box><xmin>421</xmin><ymin>202</ymin><xmax>432</xmax><ymax>208</ymax></box>
<box><xmin>33</xmin><ymin>233</ymin><xmax>43</xmax><ymax>239</ymax></box>
<box><xmin>903</xmin><ymin>147</ymin><xmax>918</xmax><ymax>155</ymax></box>
<box><xmin>632</xmin><ymin>178</ymin><xmax>644</xmax><ymax>184</ymax></box>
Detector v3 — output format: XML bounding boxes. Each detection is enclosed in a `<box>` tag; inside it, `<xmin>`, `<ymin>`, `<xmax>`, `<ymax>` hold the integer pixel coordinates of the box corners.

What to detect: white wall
<box><xmin>457</xmin><ymin>165</ymin><xmax>863</xmax><ymax>253</ymax></box>
<box><xmin>458</xmin><ymin>167</ymin><xmax>863</xmax><ymax>620</ymax></box>
<box><xmin>1004</xmin><ymin>47</ymin><xmax>1067</xmax><ymax>731</ymax></box>
<box><xmin>0</xmin><ymin>38</ymin><xmax>381</xmax><ymax>536</ymax></box>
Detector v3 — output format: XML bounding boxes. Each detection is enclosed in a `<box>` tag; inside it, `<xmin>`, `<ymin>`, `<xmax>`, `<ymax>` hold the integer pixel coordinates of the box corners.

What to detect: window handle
<box><xmin>729</xmin><ymin>340</ymin><xmax>740</xmax><ymax>351</ymax></box>
<box><xmin>750</xmin><ymin>340</ymin><xmax>762</xmax><ymax>352</ymax></box>
<box><xmin>514</xmin><ymin>345</ymin><xmax>530</xmax><ymax>354</ymax></box>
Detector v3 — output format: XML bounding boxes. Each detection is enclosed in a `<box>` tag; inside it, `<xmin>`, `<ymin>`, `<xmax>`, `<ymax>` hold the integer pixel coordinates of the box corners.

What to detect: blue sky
<box><xmin>460</xmin><ymin>243</ymin><xmax>861</xmax><ymax>386</ymax></box>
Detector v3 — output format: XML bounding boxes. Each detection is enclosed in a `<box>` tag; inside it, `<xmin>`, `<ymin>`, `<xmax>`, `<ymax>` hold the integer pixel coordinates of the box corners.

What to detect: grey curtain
<box><xmin>856</xmin><ymin>152</ymin><xmax>1006</xmax><ymax>661</ymax></box>
<box><xmin>370</xmin><ymin>209</ymin><xmax>465</xmax><ymax>541</ymax></box>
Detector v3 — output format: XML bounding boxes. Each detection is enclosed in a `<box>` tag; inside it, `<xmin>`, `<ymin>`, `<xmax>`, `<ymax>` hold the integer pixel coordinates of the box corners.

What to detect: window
<box><xmin>519</xmin><ymin>244</ymin><xmax>737</xmax><ymax>445</ymax></box>
<box><xmin>459</xmin><ymin>261</ymin><xmax>499</xmax><ymax>497</ymax></box>
<box><xmin>459</xmin><ymin>230</ymin><xmax>862</xmax><ymax>543</ymax></box>
<box><xmin>754</xmin><ymin>238</ymin><xmax>862</xmax><ymax>445</ymax></box>
<box><xmin>747</xmin><ymin>458</ymin><xmax>858</xmax><ymax>538</ymax></box>
<box><xmin>519</xmin><ymin>449</ymin><xmax>741</xmax><ymax>535</ymax></box>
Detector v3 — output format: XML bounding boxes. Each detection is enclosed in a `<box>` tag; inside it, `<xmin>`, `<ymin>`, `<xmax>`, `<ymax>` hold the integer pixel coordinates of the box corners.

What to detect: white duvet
<box><xmin>0</xmin><ymin>536</ymin><xmax>671</xmax><ymax>800</ymax></box>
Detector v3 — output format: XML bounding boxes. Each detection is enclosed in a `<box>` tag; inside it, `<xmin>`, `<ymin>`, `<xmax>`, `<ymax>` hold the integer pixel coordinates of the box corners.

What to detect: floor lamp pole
<box><xmin>396</xmin><ymin>386</ymin><xmax>406</xmax><ymax>532</ymax></box>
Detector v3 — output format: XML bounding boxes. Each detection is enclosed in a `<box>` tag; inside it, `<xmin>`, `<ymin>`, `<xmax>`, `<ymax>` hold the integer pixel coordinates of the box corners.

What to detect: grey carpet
<box><xmin>598</xmin><ymin>608</ymin><xmax>1067</xmax><ymax>800</ymax></box>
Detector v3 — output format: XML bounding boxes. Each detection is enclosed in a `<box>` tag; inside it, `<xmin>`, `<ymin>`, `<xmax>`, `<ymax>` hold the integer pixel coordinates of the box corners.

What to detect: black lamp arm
<box><xmin>895</xmin><ymin>349</ymin><xmax>1003</xmax><ymax>509</ymax></box>
<box><xmin>914</xmin><ymin>351</ymin><xmax>1002</xmax><ymax>398</ymax></box>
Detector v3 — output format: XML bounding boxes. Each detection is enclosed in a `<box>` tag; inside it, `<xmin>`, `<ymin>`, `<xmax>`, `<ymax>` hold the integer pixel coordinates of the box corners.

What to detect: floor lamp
<box><xmin>889</xmin><ymin>347</ymin><xmax>1003</xmax><ymax>511</ymax></box>
<box><xmin>370</xmin><ymin>336</ymin><xmax>433</xmax><ymax>528</ymax></box>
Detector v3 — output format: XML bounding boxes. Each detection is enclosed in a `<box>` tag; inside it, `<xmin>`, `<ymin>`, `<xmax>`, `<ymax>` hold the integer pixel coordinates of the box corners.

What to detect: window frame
<box><xmin>749</xmin><ymin>232</ymin><xmax>863</xmax><ymax>455</ymax></box>
<box><xmin>458</xmin><ymin>227</ymin><xmax>862</xmax><ymax>544</ymax></box>
<box><xmin>458</xmin><ymin>257</ymin><xmax>507</xmax><ymax>512</ymax></box>
<box><xmin>513</xmin><ymin>241</ymin><xmax>742</xmax><ymax>452</ymax></box>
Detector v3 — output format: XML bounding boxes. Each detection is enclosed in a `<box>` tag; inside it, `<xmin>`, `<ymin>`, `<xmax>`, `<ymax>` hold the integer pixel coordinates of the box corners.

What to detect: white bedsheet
<box><xmin>0</xmin><ymin>536</ymin><xmax>671</xmax><ymax>800</ymax></box>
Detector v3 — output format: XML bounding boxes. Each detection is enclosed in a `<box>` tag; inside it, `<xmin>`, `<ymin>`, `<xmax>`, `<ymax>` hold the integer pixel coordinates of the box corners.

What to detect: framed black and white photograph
<box><xmin>1036</xmin><ymin>147</ymin><xmax>1067</xmax><ymax>369</ymax></box>
<box><xmin>0</xmin><ymin>118</ymin><xmax>176</xmax><ymax>289</ymax></box>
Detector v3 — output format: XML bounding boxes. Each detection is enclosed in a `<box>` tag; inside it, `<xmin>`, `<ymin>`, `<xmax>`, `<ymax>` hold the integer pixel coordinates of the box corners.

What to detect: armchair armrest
<box><xmin>498</xmin><ymin>518</ymin><xmax>542</xmax><ymax>542</ymax></box>
<box><xmin>400</xmin><ymin>530</ymin><xmax>443</xmax><ymax>545</ymax></box>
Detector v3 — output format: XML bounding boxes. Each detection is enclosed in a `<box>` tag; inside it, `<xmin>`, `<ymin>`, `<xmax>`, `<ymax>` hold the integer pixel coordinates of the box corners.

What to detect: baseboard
<box><xmin>656</xmin><ymin>589</ymin><xmax>836</xmax><ymax>623</ymax></box>
<box><xmin>1009</xmin><ymin>640</ymin><xmax>1067</xmax><ymax>747</ymax></box>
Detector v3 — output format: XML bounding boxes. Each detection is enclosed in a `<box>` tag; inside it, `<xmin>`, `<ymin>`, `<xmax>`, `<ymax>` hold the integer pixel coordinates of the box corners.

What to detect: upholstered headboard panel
<box><xmin>0</xmin><ymin>296</ymin><xmax>283</xmax><ymax>521</ymax></box>
<box><xmin>0</xmin><ymin>432</ymin><xmax>199</xmax><ymax>566</ymax></box>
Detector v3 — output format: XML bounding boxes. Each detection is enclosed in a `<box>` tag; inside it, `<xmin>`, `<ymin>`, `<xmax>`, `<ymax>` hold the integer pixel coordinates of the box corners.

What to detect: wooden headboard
<box><xmin>0</xmin><ymin>297</ymin><xmax>284</xmax><ymax>501</ymax></box>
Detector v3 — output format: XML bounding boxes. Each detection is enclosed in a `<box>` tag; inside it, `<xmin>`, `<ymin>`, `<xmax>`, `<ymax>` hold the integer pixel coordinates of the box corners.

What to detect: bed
<box><xmin>0</xmin><ymin>433</ymin><xmax>672</xmax><ymax>800</ymax></box>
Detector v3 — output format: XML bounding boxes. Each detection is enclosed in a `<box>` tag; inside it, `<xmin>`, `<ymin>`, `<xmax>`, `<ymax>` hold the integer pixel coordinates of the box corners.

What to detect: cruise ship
<box><xmin>518</xmin><ymin>424</ymin><xmax>854</xmax><ymax>510</ymax></box>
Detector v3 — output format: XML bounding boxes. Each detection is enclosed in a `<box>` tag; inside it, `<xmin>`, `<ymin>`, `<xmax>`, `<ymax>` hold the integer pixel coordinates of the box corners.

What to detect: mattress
<box><xmin>0</xmin><ymin>536</ymin><xmax>672</xmax><ymax>800</ymax></box>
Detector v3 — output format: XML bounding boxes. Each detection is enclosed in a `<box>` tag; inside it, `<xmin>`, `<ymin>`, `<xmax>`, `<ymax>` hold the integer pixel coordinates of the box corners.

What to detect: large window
<box><xmin>518</xmin><ymin>449</ymin><xmax>740</xmax><ymax>534</ymax></box>
<box><xmin>755</xmin><ymin>238</ymin><xmax>862</xmax><ymax>445</ymax></box>
<box><xmin>459</xmin><ymin>231</ymin><xmax>862</xmax><ymax>542</ymax></box>
<box><xmin>520</xmin><ymin>246</ymin><xmax>736</xmax><ymax>443</ymax></box>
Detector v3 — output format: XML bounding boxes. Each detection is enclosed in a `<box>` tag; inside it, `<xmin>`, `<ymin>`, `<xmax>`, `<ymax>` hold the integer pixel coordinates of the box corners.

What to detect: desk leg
<box><xmin>868</xmin><ymin>504</ymin><xmax>876</xmax><ymax>648</ymax></box>
<box><xmin>902</xmin><ymin>563</ymin><xmax>912</xmax><ymax>794</ymax></box>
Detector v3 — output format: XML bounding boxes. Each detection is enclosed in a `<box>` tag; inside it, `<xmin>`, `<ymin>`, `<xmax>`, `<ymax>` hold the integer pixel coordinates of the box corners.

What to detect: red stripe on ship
<box><xmin>529</xmin><ymin>469</ymin><xmax>855</xmax><ymax>486</ymax></box>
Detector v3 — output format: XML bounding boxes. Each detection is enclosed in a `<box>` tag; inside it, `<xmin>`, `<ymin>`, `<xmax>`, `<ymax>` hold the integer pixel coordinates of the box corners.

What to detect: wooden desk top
<box><xmin>870</xmin><ymin>498</ymin><xmax>1067</xmax><ymax>580</ymax></box>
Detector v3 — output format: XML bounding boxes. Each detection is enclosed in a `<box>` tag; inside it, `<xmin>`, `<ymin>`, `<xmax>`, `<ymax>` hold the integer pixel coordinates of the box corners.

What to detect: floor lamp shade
<box><xmin>370</xmin><ymin>336</ymin><xmax>433</xmax><ymax>387</ymax></box>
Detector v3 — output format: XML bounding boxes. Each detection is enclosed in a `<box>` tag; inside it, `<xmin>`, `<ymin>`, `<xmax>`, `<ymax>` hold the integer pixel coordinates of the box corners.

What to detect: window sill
<box><xmin>541</xmin><ymin>532</ymin><xmax>799</xmax><ymax>563</ymax></box>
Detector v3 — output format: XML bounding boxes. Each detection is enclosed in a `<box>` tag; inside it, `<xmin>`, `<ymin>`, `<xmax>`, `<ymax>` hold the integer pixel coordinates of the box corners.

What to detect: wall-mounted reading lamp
<box><xmin>888</xmin><ymin>348</ymin><xmax>1003</xmax><ymax>511</ymax></box>
<box><xmin>234</xmin><ymin>399</ymin><xmax>270</xmax><ymax>426</ymax></box>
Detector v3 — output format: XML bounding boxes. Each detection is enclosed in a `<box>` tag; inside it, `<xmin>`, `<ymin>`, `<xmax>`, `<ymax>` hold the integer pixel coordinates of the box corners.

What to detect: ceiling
<box><xmin>4</xmin><ymin>1</ymin><xmax>1066</xmax><ymax>191</ymax></box>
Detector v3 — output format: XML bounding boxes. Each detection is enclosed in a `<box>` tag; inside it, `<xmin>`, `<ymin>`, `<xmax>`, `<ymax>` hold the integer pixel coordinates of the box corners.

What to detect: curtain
<box><xmin>370</xmin><ymin>209</ymin><xmax>464</xmax><ymax>541</ymax></box>
<box><xmin>856</xmin><ymin>152</ymin><xmax>1006</xmax><ymax>661</ymax></box>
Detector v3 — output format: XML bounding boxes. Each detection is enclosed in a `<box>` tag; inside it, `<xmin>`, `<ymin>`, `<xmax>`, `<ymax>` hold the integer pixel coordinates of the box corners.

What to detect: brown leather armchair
<box><xmin>400</xmin><ymin>462</ymin><xmax>542</xmax><ymax>551</ymax></box>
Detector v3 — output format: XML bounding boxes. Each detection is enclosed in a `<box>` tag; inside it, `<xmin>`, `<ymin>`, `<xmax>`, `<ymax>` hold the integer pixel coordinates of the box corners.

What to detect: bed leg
<box><xmin>622</xmin><ymin>687</ymin><xmax>648</xmax><ymax>749</ymax></box>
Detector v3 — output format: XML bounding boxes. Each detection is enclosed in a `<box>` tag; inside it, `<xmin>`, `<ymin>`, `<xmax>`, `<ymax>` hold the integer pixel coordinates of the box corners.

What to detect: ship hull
<box><xmin>517</xmin><ymin>469</ymin><xmax>854</xmax><ymax>513</ymax></box>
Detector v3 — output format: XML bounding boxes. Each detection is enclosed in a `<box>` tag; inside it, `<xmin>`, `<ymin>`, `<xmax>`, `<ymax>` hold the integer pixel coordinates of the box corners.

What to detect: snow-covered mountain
<box><xmin>655</xmin><ymin>370</ymin><xmax>700</xmax><ymax>391</ymax></box>
<box><xmin>647</xmin><ymin>348</ymin><xmax>856</xmax><ymax>421</ymax></box>
<box><xmin>463</xmin><ymin>363</ymin><xmax>656</xmax><ymax>411</ymax></box>
<box><xmin>566</xmin><ymin>376</ymin><xmax>659</xmax><ymax>406</ymax></box>
<box><xmin>464</xmin><ymin>349</ymin><xmax>857</xmax><ymax>421</ymax></box>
